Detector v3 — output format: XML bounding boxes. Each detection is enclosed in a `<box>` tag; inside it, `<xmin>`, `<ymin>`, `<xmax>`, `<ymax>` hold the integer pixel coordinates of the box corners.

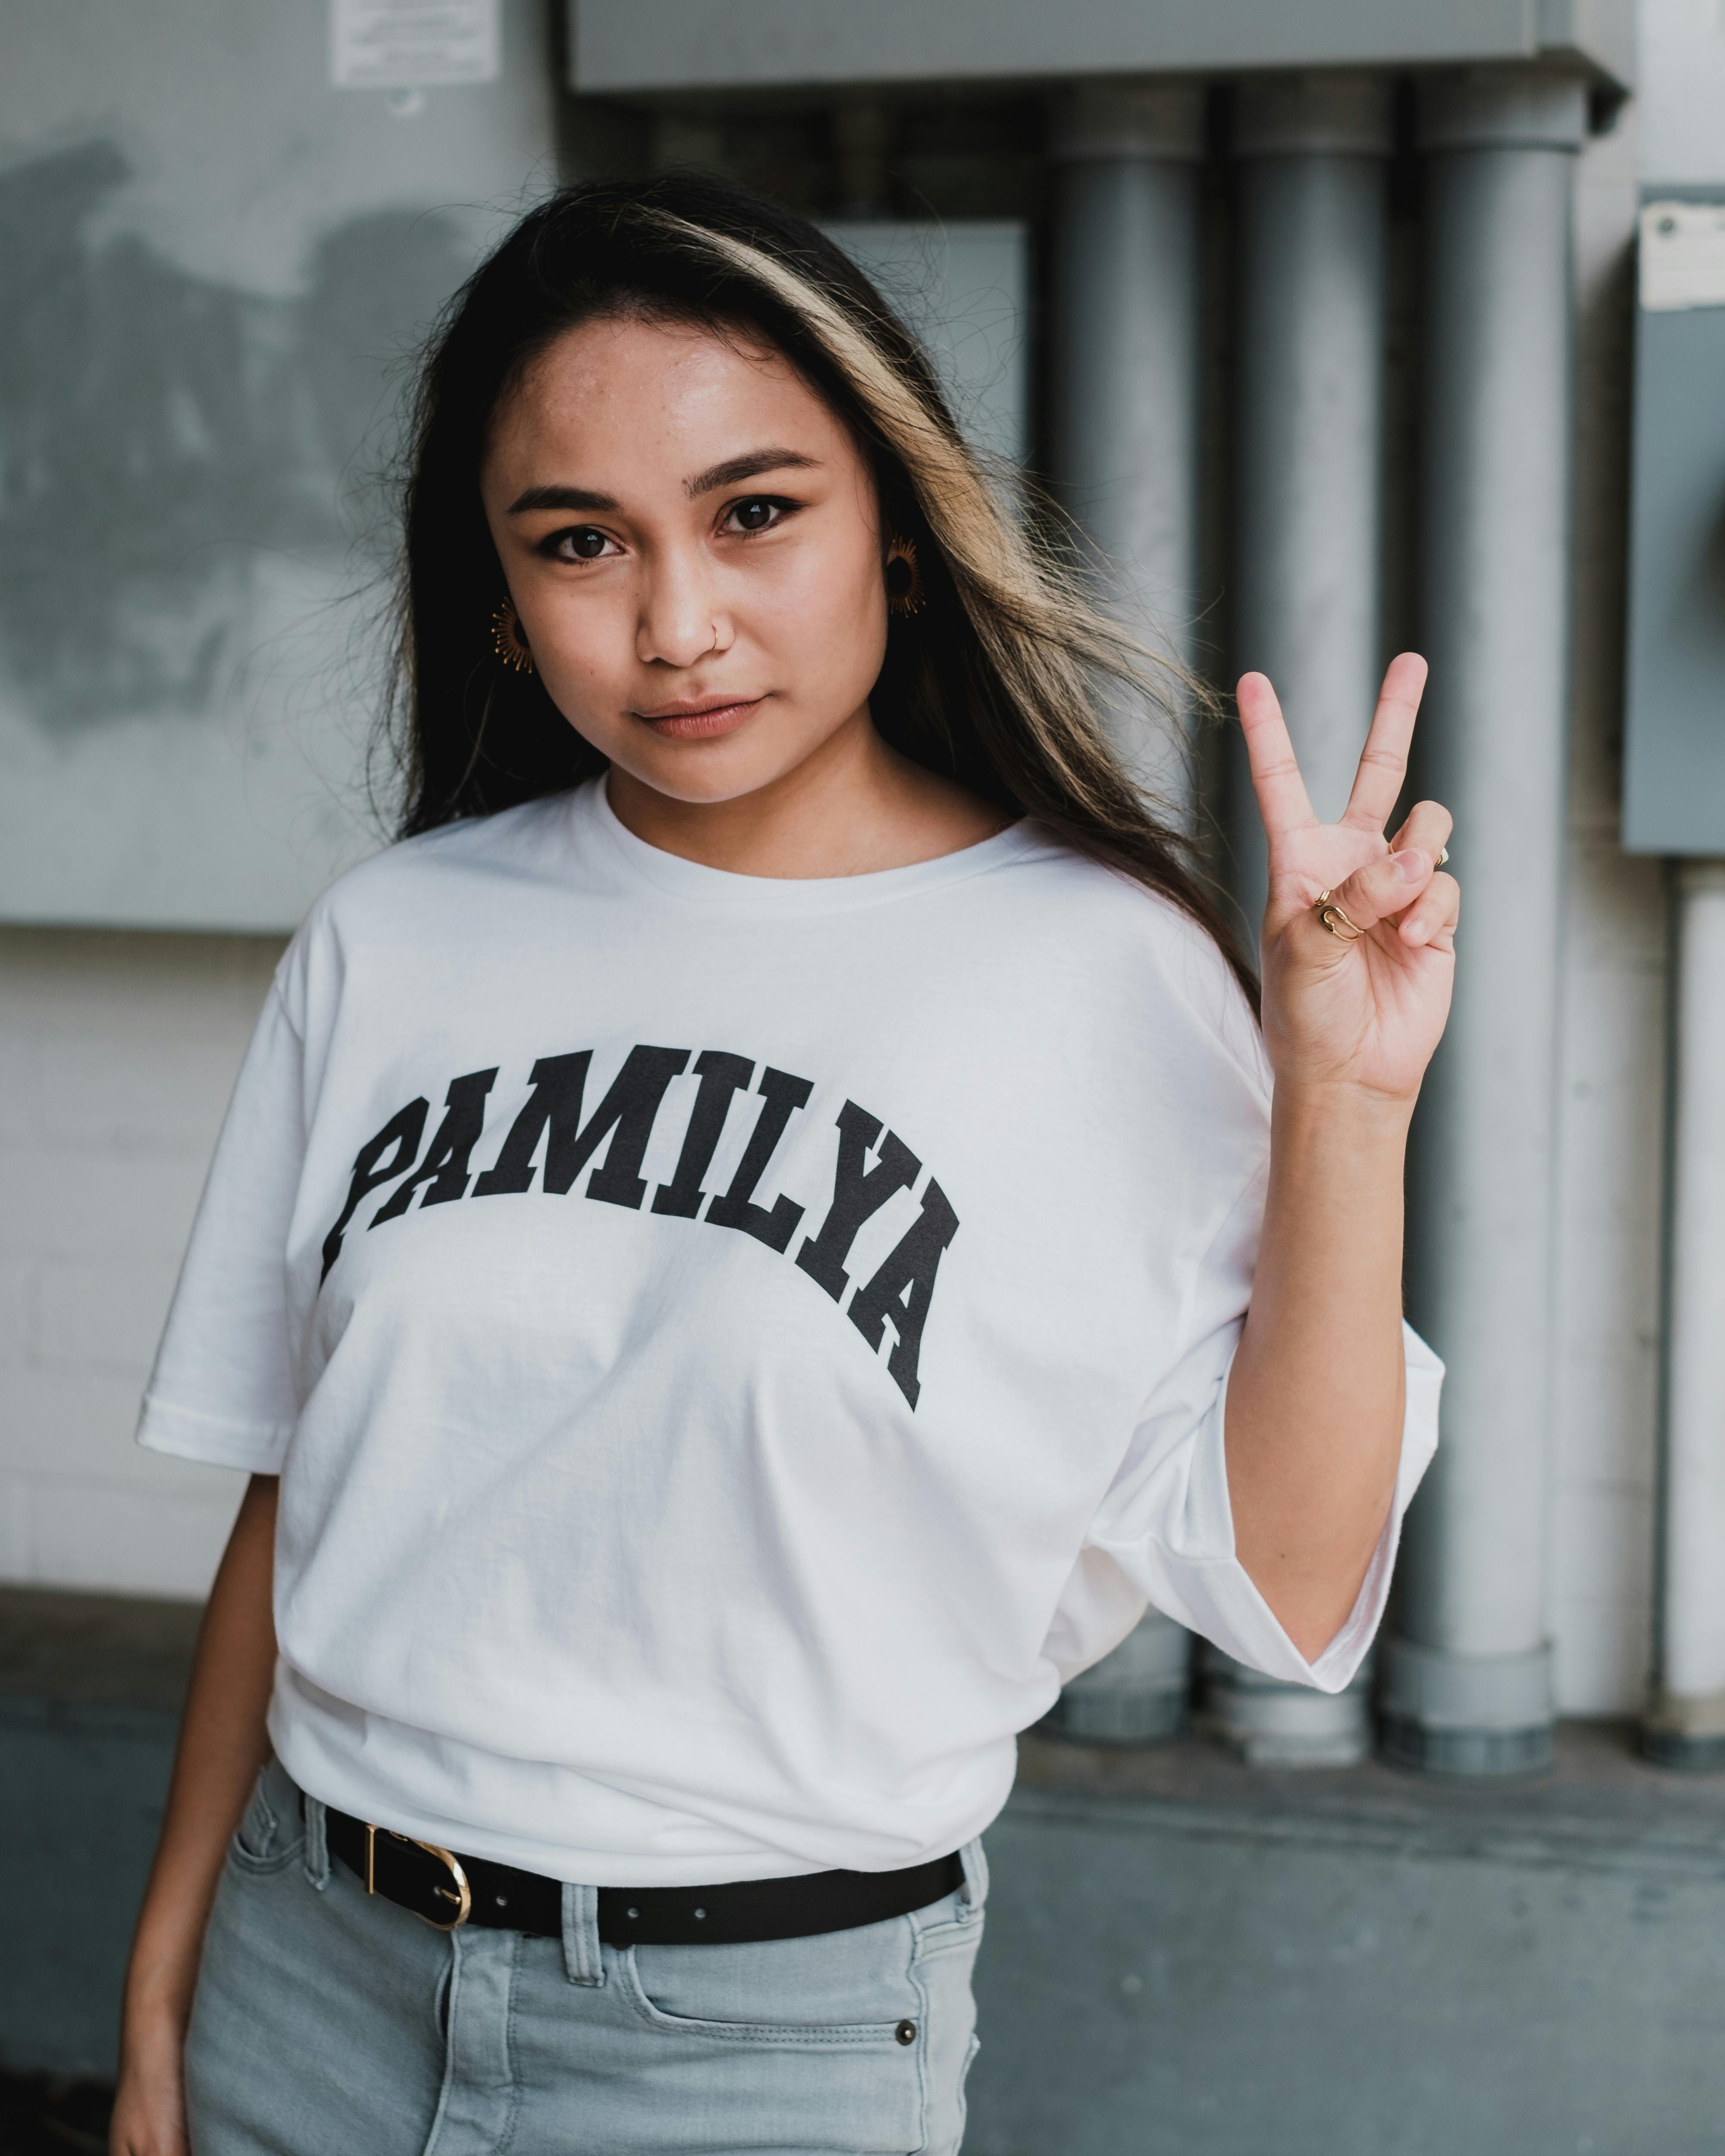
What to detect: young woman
<box><xmin>113</xmin><ymin>174</ymin><xmax>1450</xmax><ymax>2156</ymax></box>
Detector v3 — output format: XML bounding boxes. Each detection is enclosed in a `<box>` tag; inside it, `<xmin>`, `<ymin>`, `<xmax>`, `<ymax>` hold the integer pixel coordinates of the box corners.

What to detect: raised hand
<box><xmin>1239</xmin><ymin>652</ymin><xmax>1458</xmax><ymax>1104</ymax></box>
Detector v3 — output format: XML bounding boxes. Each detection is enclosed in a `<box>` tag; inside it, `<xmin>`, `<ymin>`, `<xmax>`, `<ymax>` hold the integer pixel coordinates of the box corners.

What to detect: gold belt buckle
<box><xmin>364</xmin><ymin>1821</ymin><xmax>473</xmax><ymax>1930</ymax></box>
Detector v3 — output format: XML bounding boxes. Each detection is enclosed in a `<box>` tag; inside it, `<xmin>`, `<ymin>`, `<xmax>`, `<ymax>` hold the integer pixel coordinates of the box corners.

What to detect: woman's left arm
<box><xmin>1223</xmin><ymin>652</ymin><xmax>1458</xmax><ymax>1662</ymax></box>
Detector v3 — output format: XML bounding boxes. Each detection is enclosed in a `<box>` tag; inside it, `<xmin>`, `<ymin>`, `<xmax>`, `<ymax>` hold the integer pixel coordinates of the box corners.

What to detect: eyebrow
<box><xmin>506</xmin><ymin>449</ymin><xmax>819</xmax><ymax>518</ymax></box>
<box><xmin>683</xmin><ymin>448</ymin><xmax>819</xmax><ymax>498</ymax></box>
<box><xmin>507</xmin><ymin>484</ymin><xmax>620</xmax><ymax>514</ymax></box>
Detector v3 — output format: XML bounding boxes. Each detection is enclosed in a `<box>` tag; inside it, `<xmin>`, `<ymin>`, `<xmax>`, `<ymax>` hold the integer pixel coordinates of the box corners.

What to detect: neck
<box><xmin>605</xmin><ymin>707</ymin><xmax>1010</xmax><ymax>878</ymax></box>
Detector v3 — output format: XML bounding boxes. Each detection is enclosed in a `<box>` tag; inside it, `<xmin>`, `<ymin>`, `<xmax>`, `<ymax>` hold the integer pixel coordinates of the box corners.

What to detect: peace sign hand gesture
<box><xmin>1241</xmin><ymin>652</ymin><xmax>1458</xmax><ymax>1105</ymax></box>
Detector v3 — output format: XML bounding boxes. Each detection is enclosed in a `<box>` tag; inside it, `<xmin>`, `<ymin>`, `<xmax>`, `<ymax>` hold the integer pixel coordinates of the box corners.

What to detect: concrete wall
<box><xmin>1640</xmin><ymin>0</ymin><xmax>1725</xmax><ymax>185</ymax></box>
<box><xmin>969</xmin><ymin>1734</ymin><xmax>1725</xmax><ymax>2156</ymax></box>
<box><xmin>0</xmin><ymin>929</ymin><xmax>281</xmax><ymax>1595</ymax></box>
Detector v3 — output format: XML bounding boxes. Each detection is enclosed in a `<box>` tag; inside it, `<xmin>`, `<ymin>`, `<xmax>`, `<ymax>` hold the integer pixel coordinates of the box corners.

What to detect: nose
<box><xmin>636</xmin><ymin>541</ymin><xmax>731</xmax><ymax>668</ymax></box>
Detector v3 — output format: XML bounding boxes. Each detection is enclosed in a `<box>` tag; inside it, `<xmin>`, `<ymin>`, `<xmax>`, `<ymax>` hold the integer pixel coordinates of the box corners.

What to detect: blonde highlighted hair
<box><xmin>390</xmin><ymin>174</ymin><xmax>1253</xmax><ymax>1001</ymax></box>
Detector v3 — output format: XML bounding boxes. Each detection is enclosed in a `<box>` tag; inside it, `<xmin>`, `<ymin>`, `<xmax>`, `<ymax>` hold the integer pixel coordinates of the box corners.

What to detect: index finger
<box><xmin>1236</xmin><ymin>671</ymin><xmax>1316</xmax><ymax>841</ymax></box>
<box><xmin>1342</xmin><ymin>652</ymin><xmax>1429</xmax><ymax>832</ymax></box>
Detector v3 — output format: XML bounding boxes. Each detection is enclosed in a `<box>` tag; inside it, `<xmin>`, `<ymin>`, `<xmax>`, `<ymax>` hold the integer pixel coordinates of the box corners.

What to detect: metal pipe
<box><xmin>1207</xmin><ymin>74</ymin><xmax>1391</xmax><ymax>1767</ymax></box>
<box><xmin>1046</xmin><ymin>1607</ymin><xmax>1193</xmax><ymax>1746</ymax></box>
<box><xmin>1048</xmin><ymin>79</ymin><xmax>1206</xmax><ymax>821</ymax></box>
<box><xmin>1644</xmin><ymin>862</ymin><xmax>1725</xmax><ymax>1771</ymax></box>
<box><xmin>1229</xmin><ymin>72</ymin><xmax>1392</xmax><ymax>934</ymax></box>
<box><xmin>1045</xmin><ymin>83</ymin><xmax>1205</xmax><ymax>1741</ymax></box>
<box><xmin>1383</xmin><ymin>68</ymin><xmax>1588</xmax><ymax>1778</ymax></box>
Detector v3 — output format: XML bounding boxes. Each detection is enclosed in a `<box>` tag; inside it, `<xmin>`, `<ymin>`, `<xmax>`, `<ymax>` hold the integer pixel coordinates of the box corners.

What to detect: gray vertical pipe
<box><xmin>1044</xmin><ymin>81</ymin><xmax>1204</xmax><ymax>1746</ymax></box>
<box><xmin>1382</xmin><ymin>69</ymin><xmax>1587</xmax><ymax>1777</ymax></box>
<box><xmin>1209</xmin><ymin>74</ymin><xmax>1390</xmax><ymax>1770</ymax></box>
<box><xmin>1048</xmin><ymin>80</ymin><xmax>1206</xmax><ymax>823</ymax></box>
<box><xmin>1230</xmin><ymin>71</ymin><xmax>1392</xmax><ymax>937</ymax></box>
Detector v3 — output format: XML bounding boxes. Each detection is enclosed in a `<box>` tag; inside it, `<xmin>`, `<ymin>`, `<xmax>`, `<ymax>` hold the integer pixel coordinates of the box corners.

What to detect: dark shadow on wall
<box><xmin>0</xmin><ymin>140</ymin><xmax>473</xmax><ymax>731</ymax></box>
<box><xmin>1691</xmin><ymin>491</ymin><xmax>1725</xmax><ymax>663</ymax></box>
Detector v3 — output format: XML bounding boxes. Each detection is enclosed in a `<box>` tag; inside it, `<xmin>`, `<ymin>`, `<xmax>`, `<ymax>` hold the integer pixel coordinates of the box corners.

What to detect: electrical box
<box><xmin>1622</xmin><ymin>192</ymin><xmax>1725</xmax><ymax>855</ymax></box>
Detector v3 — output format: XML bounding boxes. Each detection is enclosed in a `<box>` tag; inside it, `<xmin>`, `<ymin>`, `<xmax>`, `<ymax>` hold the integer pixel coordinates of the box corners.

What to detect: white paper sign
<box><xmin>330</xmin><ymin>0</ymin><xmax>501</xmax><ymax>89</ymax></box>
<box><xmin>1640</xmin><ymin>201</ymin><xmax>1725</xmax><ymax>313</ymax></box>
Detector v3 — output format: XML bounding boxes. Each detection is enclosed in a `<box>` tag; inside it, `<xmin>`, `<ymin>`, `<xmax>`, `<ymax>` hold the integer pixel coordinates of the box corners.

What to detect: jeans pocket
<box><xmin>227</xmin><ymin>1759</ymin><xmax>306</xmax><ymax>1876</ymax></box>
<box><xmin>618</xmin><ymin>1930</ymin><xmax>914</xmax><ymax>2049</ymax></box>
<box><xmin>616</xmin><ymin>1927</ymin><xmax>928</xmax><ymax>2156</ymax></box>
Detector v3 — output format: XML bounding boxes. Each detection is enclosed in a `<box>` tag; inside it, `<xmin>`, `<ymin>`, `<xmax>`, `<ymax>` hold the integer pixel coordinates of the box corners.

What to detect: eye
<box><xmin>721</xmin><ymin>495</ymin><xmax>795</xmax><ymax>536</ymax></box>
<box><xmin>544</xmin><ymin>526</ymin><xmax>617</xmax><ymax>563</ymax></box>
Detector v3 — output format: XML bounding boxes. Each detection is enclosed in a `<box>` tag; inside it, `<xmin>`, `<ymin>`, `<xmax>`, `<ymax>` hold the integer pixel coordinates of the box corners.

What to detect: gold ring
<box><xmin>1316</xmin><ymin>890</ymin><xmax>1366</xmax><ymax>940</ymax></box>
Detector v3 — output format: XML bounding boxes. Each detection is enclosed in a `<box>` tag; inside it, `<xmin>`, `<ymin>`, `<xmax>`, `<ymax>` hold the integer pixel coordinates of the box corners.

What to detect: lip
<box><xmin>630</xmin><ymin>694</ymin><xmax>767</xmax><ymax>741</ymax></box>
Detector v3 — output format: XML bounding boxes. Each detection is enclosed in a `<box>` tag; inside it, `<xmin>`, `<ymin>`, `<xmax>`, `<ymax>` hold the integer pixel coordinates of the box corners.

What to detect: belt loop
<box><xmin>560</xmin><ymin>1881</ymin><xmax>604</xmax><ymax>1987</ymax></box>
<box><xmin>302</xmin><ymin>1792</ymin><xmax>330</xmax><ymax>1891</ymax></box>
<box><xmin>958</xmin><ymin>1838</ymin><xmax>989</xmax><ymax>1917</ymax></box>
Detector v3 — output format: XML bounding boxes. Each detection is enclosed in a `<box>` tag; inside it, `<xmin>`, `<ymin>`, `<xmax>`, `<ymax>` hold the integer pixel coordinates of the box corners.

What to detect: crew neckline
<box><xmin>579</xmin><ymin>776</ymin><xmax>1050</xmax><ymax>913</ymax></box>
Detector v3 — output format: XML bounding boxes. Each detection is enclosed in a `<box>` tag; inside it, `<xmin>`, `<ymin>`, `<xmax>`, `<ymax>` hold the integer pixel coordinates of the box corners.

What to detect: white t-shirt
<box><xmin>139</xmin><ymin>779</ymin><xmax>1440</xmax><ymax>1886</ymax></box>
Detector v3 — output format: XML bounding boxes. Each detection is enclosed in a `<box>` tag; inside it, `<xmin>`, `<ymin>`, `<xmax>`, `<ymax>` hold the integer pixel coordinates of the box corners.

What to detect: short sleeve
<box><xmin>135</xmin><ymin>979</ymin><xmax>308</xmax><ymax>1473</ymax></box>
<box><xmin>1082</xmin><ymin>1168</ymin><xmax>1443</xmax><ymax>1694</ymax></box>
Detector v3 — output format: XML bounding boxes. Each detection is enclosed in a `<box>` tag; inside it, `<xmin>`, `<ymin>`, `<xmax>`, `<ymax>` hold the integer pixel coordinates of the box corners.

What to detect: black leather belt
<box><xmin>323</xmin><ymin>1805</ymin><xmax>963</xmax><ymax>1946</ymax></box>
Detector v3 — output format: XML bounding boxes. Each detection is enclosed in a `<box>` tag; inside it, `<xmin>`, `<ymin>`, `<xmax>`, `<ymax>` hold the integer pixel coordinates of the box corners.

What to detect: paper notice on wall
<box><xmin>330</xmin><ymin>0</ymin><xmax>501</xmax><ymax>89</ymax></box>
<box><xmin>1640</xmin><ymin>201</ymin><xmax>1725</xmax><ymax>312</ymax></box>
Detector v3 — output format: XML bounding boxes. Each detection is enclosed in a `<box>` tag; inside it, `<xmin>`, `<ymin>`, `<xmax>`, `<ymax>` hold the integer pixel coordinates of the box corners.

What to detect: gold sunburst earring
<box><xmin>884</xmin><ymin>534</ymin><xmax>925</xmax><ymax>617</ymax></box>
<box><xmin>491</xmin><ymin>597</ymin><xmax>535</xmax><ymax>674</ymax></box>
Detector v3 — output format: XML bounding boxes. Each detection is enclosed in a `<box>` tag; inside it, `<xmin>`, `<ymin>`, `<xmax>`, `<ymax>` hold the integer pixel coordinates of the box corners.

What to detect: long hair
<box><xmin>384</xmin><ymin>173</ymin><xmax>1255</xmax><ymax>1003</ymax></box>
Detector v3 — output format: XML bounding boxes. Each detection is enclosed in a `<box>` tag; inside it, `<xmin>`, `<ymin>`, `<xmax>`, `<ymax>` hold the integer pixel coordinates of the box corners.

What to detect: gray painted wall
<box><xmin>0</xmin><ymin>9</ymin><xmax>1040</xmax><ymax>933</ymax></box>
<box><xmin>971</xmin><ymin>1763</ymin><xmax>1725</xmax><ymax>2156</ymax></box>
<box><xmin>0</xmin><ymin>0</ymin><xmax>556</xmax><ymax>929</ymax></box>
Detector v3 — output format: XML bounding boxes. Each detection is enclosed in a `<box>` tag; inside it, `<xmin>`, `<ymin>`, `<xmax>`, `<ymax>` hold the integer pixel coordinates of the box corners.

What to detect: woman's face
<box><xmin>481</xmin><ymin>313</ymin><xmax>890</xmax><ymax>805</ymax></box>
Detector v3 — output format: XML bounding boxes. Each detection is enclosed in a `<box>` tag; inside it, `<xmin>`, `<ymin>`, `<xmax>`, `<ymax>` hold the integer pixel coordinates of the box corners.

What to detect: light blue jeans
<box><xmin>185</xmin><ymin>1758</ymin><xmax>988</xmax><ymax>2156</ymax></box>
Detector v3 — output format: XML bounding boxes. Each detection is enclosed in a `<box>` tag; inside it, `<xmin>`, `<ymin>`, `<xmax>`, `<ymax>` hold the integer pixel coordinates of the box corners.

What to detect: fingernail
<box><xmin>1391</xmin><ymin>848</ymin><xmax>1428</xmax><ymax>881</ymax></box>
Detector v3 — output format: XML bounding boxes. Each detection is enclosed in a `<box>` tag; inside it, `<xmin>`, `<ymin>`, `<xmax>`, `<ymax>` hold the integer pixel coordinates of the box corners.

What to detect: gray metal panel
<box><xmin>1623</xmin><ymin>204</ymin><xmax>1725</xmax><ymax>855</ymax></box>
<box><xmin>571</xmin><ymin>0</ymin><xmax>1634</xmax><ymax>95</ymax></box>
